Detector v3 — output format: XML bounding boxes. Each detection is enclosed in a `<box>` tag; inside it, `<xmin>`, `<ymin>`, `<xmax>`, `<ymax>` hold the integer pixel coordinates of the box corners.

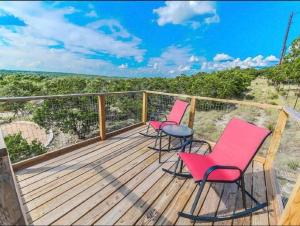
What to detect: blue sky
<box><xmin>0</xmin><ymin>1</ymin><xmax>299</xmax><ymax>77</ymax></box>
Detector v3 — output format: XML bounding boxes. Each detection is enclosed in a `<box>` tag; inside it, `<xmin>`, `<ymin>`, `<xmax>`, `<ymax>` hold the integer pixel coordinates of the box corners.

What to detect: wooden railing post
<box><xmin>188</xmin><ymin>96</ymin><xmax>196</xmax><ymax>128</ymax></box>
<box><xmin>0</xmin><ymin>131</ymin><xmax>27</xmax><ymax>225</ymax></box>
<box><xmin>142</xmin><ymin>91</ymin><xmax>148</xmax><ymax>124</ymax></box>
<box><xmin>264</xmin><ymin>109</ymin><xmax>288</xmax><ymax>224</ymax></box>
<box><xmin>279</xmin><ymin>175</ymin><xmax>300</xmax><ymax>225</ymax></box>
<box><xmin>265</xmin><ymin>109</ymin><xmax>288</xmax><ymax>170</ymax></box>
<box><xmin>98</xmin><ymin>95</ymin><xmax>106</xmax><ymax>140</ymax></box>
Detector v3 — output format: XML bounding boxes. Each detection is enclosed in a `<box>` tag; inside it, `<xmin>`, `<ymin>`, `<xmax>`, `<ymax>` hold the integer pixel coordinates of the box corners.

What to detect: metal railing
<box><xmin>0</xmin><ymin>91</ymin><xmax>143</xmax><ymax>164</ymax></box>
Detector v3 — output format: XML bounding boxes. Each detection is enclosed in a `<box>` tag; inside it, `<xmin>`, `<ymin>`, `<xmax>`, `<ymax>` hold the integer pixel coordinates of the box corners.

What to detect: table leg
<box><xmin>159</xmin><ymin>130</ymin><xmax>162</xmax><ymax>163</ymax></box>
<box><xmin>168</xmin><ymin>135</ymin><xmax>171</xmax><ymax>152</ymax></box>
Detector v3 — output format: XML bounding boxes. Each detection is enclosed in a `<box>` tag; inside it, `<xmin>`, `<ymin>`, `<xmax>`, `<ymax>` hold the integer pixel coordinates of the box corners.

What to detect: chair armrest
<box><xmin>203</xmin><ymin>165</ymin><xmax>242</xmax><ymax>182</ymax></box>
<box><xmin>181</xmin><ymin>139</ymin><xmax>212</xmax><ymax>154</ymax></box>
<box><xmin>159</xmin><ymin>113</ymin><xmax>168</xmax><ymax>121</ymax></box>
<box><xmin>159</xmin><ymin>120</ymin><xmax>178</xmax><ymax>129</ymax></box>
<box><xmin>150</xmin><ymin>113</ymin><xmax>167</xmax><ymax>121</ymax></box>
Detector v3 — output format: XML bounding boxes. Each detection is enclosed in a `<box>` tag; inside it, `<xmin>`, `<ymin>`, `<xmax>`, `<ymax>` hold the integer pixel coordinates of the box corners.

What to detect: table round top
<box><xmin>162</xmin><ymin>124</ymin><xmax>193</xmax><ymax>138</ymax></box>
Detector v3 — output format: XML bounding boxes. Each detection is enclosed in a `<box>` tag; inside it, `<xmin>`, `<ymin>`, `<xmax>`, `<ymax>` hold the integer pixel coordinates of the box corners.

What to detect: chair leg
<box><xmin>241</xmin><ymin>176</ymin><xmax>247</xmax><ymax>209</ymax></box>
<box><xmin>154</xmin><ymin>130</ymin><xmax>160</xmax><ymax>148</ymax></box>
<box><xmin>179</xmin><ymin>159</ymin><xmax>183</xmax><ymax>173</ymax></box>
<box><xmin>190</xmin><ymin>181</ymin><xmax>206</xmax><ymax>215</ymax></box>
<box><xmin>162</xmin><ymin>157</ymin><xmax>192</xmax><ymax>178</ymax></box>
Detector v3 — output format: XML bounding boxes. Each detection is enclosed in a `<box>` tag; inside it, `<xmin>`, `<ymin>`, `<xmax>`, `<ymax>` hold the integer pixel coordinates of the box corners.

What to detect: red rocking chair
<box><xmin>163</xmin><ymin>117</ymin><xmax>271</xmax><ymax>222</ymax></box>
<box><xmin>140</xmin><ymin>99</ymin><xmax>189</xmax><ymax>149</ymax></box>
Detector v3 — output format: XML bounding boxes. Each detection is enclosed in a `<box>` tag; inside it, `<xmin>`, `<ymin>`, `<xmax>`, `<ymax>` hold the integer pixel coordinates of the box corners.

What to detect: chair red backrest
<box><xmin>210</xmin><ymin>117</ymin><xmax>271</xmax><ymax>172</ymax></box>
<box><xmin>166</xmin><ymin>100</ymin><xmax>189</xmax><ymax>124</ymax></box>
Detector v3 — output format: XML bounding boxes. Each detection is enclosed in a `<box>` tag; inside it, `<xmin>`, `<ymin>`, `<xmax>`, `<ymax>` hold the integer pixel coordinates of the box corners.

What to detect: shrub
<box><xmin>287</xmin><ymin>160</ymin><xmax>300</xmax><ymax>171</ymax></box>
<box><xmin>4</xmin><ymin>132</ymin><xmax>46</xmax><ymax>163</ymax></box>
<box><xmin>267</xmin><ymin>123</ymin><xmax>274</xmax><ymax>131</ymax></box>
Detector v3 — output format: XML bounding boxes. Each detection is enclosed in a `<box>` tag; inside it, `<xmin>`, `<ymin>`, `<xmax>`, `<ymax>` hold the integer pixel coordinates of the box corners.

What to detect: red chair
<box><xmin>140</xmin><ymin>99</ymin><xmax>189</xmax><ymax>149</ymax></box>
<box><xmin>163</xmin><ymin>117</ymin><xmax>271</xmax><ymax>222</ymax></box>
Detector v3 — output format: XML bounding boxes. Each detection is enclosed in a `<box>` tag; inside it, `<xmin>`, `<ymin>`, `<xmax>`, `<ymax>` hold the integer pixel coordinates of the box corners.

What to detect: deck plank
<box><xmin>22</xmin><ymin>133</ymin><xmax>154</xmax><ymax>204</ymax></box>
<box><xmin>24</xmin><ymin>137</ymin><xmax>156</xmax><ymax>212</ymax></box>
<box><xmin>213</xmin><ymin>183</ymin><xmax>238</xmax><ymax>226</ymax></box>
<box><xmin>18</xmin><ymin>127</ymin><xmax>145</xmax><ymax>189</ymax></box>
<box><xmin>232</xmin><ymin>162</ymin><xmax>253</xmax><ymax>226</ymax></box>
<box><xmin>155</xmin><ymin>178</ymin><xmax>197</xmax><ymax>225</ymax></box>
<box><xmin>93</xmin><ymin>156</ymin><xmax>176</xmax><ymax>225</ymax></box>
<box><xmin>29</xmin><ymin>143</ymin><xmax>159</xmax><ymax>224</ymax></box>
<box><xmin>251</xmin><ymin>161</ymin><xmax>269</xmax><ymax>225</ymax></box>
<box><xmin>51</xmin><ymin>139</ymin><xmax>176</xmax><ymax>225</ymax></box>
<box><xmin>16</xmin><ymin>126</ymin><xmax>144</xmax><ymax>180</ymax></box>
<box><xmin>175</xmin><ymin>182</ymin><xmax>211</xmax><ymax>226</ymax></box>
<box><xmin>194</xmin><ymin>183</ymin><xmax>224</xmax><ymax>226</ymax></box>
<box><xmin>135</xmin><ymin>177</ymin><xmax>185</xmax><ymax>226</ymax></box>
<box><xmin>71</xmin><ymin>153</ymin><xmax>175</xmax><ymax>225</ymax></box>
<box><xmin>115</xmin><ymin>173</ymin><xmax>174</xmax><ymax>225</ymax></box>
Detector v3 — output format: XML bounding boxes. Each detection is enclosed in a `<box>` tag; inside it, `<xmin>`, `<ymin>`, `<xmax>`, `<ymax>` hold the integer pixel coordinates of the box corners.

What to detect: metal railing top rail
<box><xmin>0</xmin><ymin>91</ymin><xmax>142</xmax><ymax>102</ymax></box>
<box><xmin>283</xmin><ymin>106</ymin><xmax>300</xmax><ymax>122</ymax></box>
<box><xmin>0</xmin><ymin>89</ymin><xmax>282</xmax><ymax>110</ymax></box>
<box><xmin>144</xmin><ymin>90</ymin><xmax>283</xmax><ymax>110</ymax></box>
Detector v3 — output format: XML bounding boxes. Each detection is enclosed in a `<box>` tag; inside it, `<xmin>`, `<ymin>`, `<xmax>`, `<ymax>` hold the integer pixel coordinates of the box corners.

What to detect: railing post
<box><xmin>264</xmin><ymin>108</ymin><xmax>288</xmax><ymax>224</ymax></box>
<box><xmin>142</xmin><ymin>91</ymin><xmax>148</xmax><ymax>124</ymax></box>
<box><xmin>98</xmin><ymin>95</ymin><xmax>106</xmax><ymax>140</ymax></box>
<box><xmin>264</xmin><ymin>109</ymin><xmax>288</xmax><ymax>170</ymax></box>
<box><xmin>188</xmin><ymin>96</ymin><xmax>196</xmax><ymax>129</ymax></box>
<box><xmin>0</xmin><ymin>131</ymin><xmax>28</xmax><ymax>225</ymax></box>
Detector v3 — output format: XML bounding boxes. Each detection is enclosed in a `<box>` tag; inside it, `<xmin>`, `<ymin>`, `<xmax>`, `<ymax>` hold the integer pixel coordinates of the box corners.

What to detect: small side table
<box><xmin>158</xmin><ymin>124</ymin><xmax>193</xmax><ymax>163</ymax></box>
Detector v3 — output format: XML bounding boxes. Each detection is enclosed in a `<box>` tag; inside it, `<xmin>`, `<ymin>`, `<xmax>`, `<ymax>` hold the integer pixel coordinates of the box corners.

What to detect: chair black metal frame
<box><xmin>140</xmin><ymin>100</ymin><xmax>189</xmax><ymax>144</ymax></box>
<box><xmin>163</xmin><ymin>138</ymin><xmax>270</xmax><ymax>222</ymax></box>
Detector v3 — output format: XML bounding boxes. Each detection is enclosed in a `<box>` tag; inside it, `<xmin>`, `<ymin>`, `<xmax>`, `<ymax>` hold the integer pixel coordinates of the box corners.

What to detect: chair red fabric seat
<box><xmin>179</xmin><ymin>153</ymin><xmax>241</xmax><ymax>182</ymax></box>
<box><xmin>149</xmin><ymin>121</ymin><xmax>176</xmax><ymax>130</ymax></box>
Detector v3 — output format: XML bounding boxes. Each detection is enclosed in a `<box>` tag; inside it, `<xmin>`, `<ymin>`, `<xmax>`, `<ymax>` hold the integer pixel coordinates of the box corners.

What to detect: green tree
<box><xmin>32</xmin><ymin>97</ymin><xmax>98</xmax><ymax>139</ymax></box>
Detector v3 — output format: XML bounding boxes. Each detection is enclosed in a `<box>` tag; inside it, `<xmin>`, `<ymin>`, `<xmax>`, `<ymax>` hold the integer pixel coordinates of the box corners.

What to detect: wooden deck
<box><xmin>15</xmin><ymin>125</ymin><xmax>274</xmax><ymax>225</ymax></box>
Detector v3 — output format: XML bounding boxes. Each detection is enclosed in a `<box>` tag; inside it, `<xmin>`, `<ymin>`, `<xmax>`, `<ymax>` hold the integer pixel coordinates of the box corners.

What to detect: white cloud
<box><xmin>87</xmin><ymin>19</ymin><xmax>132</xmax><ymax>39</ymax></box>
<box><xmin>204</xmin><ymin>13</ymin><xmax>220</xmax><ymax>24</ymax></box>
<box><xmin>153</xmin><ymin>1</ymin><xmax>219</xmax><ymax>29</ymax></box>
<box><xmin>85</xmin><ymin>10</ymin><xmax>98</xmax><ymax>18</ymax></box>
<box><xmin>118</xmin><ymin>63</ymin><xmax>128</xmax><ymax>69</ymax></box>
<box><xmin>0</xmin><ymin>2</ymin><xmax>145</xmax><ymax>64</ymax></box>
<box><xmin>189</xmin><ymin>55</ymin><xmax>199</xmax><ymax>62</ymax></box>
<box><xmin>201</xmin><ymin>54</ymin><xmax>279</xmax><ymax>71</ymax></box>
<box><xmin>178</xmin><ymin>65</ymin><xmax>191</xmax><ymax>72</ymax></box>
<box><xmin>0</xmin><ymin>42</ymin><xmax>115</xmax><ymax>75</ymax></box>
<box><xmin>265</xmin><ymin>55</ymin><xmax>279</xmax><ymax>62</ymax></box>
<box><xmin>147</xmin><ymin>46</ymin><xmax>203</xmax><ymax>76</ymax></box>
<box><xmin>213</xmin><ymin>53</ymin><xmax>232</xmax><ymax>62</ymax></box>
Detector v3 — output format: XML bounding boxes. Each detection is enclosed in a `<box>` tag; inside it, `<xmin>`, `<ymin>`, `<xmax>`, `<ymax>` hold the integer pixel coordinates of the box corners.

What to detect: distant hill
<box><xmin>0</xmin><ymin>69</ymin><xmax>127</xmax><ymax>80</ymax></box>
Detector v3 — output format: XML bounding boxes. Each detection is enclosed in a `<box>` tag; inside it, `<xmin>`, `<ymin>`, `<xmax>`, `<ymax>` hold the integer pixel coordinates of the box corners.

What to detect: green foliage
<box><xmin>267</xmin><ymin>36</ymin><xmax>300</xmax><ymax>84</ymax></box>
<box><xmin>284</xmin><ymin>37</ymin><xmax>300</xmax><ymax>63</ymax></box>
<box><xmin>287</xmin><ymin>160</ymin><xmax>300</xmax><ymax>171</ymax></box>
<box><xmin>4</xmin><ymin>132</ymin><xmax>46</xmax><ymax>163</ymax></box>
<box><xmin>32</xmin><ymin>97</ymin><xmax>98</xmax><ymax>139</ymax></box>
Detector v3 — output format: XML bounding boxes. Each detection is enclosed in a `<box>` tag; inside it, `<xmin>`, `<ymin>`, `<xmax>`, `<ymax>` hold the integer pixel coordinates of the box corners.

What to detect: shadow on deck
<box><xmin>15</xmin><ymin>125</ymin><xmax>274</xmax><ymax>225</ymax></box>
